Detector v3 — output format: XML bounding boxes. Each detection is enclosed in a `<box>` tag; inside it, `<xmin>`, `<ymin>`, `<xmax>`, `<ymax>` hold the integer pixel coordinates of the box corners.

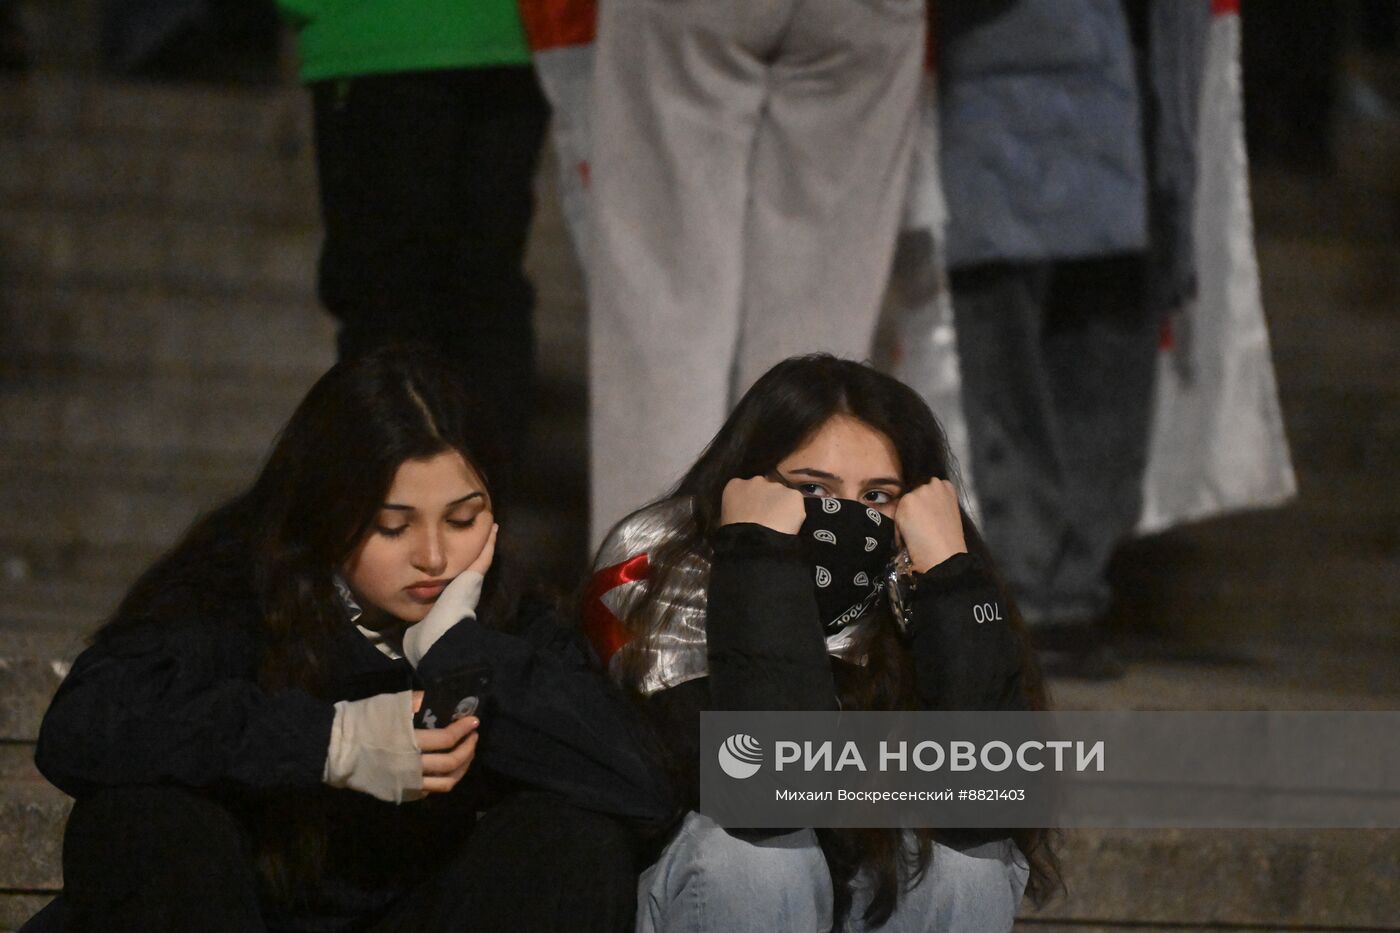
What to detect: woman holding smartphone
<box><xmin>27</xmin><ymin>346</ymin><xmax>671</xmax><ymax>932</ymax></box>
<box><xmin>588</xmin><ymin>355</ymin><xmax>1059</xmax><ymax>932</ymax></box>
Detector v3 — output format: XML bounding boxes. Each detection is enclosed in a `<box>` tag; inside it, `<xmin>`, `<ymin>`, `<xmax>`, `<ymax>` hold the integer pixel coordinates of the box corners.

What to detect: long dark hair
<box><xmin>613</xmin><ymin>354</ymin><xmax>1060</xmax><ymax>927</ymax></box>
<box><xmin>96</xmin><ymin>343</ymin><xmax>519</xmax><ymax>897</ymax></box>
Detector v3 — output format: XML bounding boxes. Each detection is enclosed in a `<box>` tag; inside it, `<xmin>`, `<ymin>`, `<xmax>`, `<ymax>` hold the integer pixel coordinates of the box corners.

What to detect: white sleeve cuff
<box><xmin>323</xmin><ymin>690</ymin><xmax>423</xmax><ymax>804</ymax></box>
<box><xmin>403</xmin><ymin>570</ymin><xmax>484</xmax><ymax>667</ymax></box>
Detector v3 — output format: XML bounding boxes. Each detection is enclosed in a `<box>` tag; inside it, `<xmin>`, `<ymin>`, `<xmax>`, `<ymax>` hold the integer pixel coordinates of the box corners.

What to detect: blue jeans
<box><xmin>637</xmin><ymin>812</ymin><xmax>1028</xmax><ymax>933</ymax></box>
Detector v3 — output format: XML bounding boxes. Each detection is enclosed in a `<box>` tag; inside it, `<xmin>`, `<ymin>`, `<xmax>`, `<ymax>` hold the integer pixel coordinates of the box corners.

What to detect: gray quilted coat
<box><xmin>938</xmin><ymin>0</ymin><xmax>1211</xmax><ymax>312</ymax></box>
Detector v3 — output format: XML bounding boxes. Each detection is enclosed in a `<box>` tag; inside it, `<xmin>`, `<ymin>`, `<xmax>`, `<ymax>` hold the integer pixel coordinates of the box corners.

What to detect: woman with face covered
<box><xmin>26</xmin><ymin>346</ymin><xmax>670</xmax><ymax>933</ymax></box>
<box><xmin>587</xmin><ymin>354</ymin><xmax>1059</xmax><ymax>932</ymax></box>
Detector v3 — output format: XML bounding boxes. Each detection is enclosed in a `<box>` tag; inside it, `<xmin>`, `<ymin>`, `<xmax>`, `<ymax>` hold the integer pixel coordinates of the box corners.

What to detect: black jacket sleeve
<box><xmin>35</xmin><ymin>617</ymin><xmax>335</xmax><ymax>799</ymax></box>
<box><xmin>904</xmin><ymin>552</ymin><xmax>1027</xmax><ymax>711</ymax></box>
<box><xmin>705</xmin><ymin>523</ymin><xmax>838</xmax><ymax>711</ymax></box>
<box><xmin>635</xmin><ymin>677</ymin><xmax>709</xmax><ymax>816</ymax></box>
<box><xmin>634</xmin><ymin>536</ymin><xmax>1026</xmax><ymax>828</ymax></box>
<box><xmin>415</xmin><ymin>600</ymin><xmax>674</xmax><ymax>831</ymax></box>
<box><xmin>633</xmin><ymin>524</ymin><xmax>838</xmax><ymax>826</ymax></box>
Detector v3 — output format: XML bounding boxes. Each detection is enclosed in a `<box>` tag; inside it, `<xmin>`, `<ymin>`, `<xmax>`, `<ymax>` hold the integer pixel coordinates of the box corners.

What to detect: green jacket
<box><xmin>279</xmin><ymin>0</ymin><xmax>531</xmax><ymax>83</ymax></box>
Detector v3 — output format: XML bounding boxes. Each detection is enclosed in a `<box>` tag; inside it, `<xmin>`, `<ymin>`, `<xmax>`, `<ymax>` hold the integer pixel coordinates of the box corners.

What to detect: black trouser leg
<box><xmin>1041</xmin><ymin>255</ymin><xmax>1158</xmax><ymax>616</ymax></box>
<box><xmin>61</xmin><ymin>786</ymin><xmax>266</xmax><ymax>933</ymax></box>
<box><xmin>951</xmin><ymin>257</ymin><xmax>1156</xmax><ymax>625</ymax></box>
<box><xmin>312</xmin><ymin>66</ymin><xmax>549</xmax><ymax>476</ymax></box>
<box><xmin>371</xmin><ymin>792</ymin><xmax>639</xmax><ymax>933</ymax></box>
<box><xmin>950</xmin><ymin>261</ymin><xmax>1068</xmax><ymax>620</ymax></box>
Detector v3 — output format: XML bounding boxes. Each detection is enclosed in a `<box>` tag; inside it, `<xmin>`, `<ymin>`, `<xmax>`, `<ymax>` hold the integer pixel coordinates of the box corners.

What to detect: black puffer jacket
<box><xmin>35</xmin><ymin>522</ymin><xmax>673</xmax><ymax>923</ymax></box>
<box><xmin>639</xmin><ymin>522</ymin><xmax>1028</xmax><ymax>818</ymax></box>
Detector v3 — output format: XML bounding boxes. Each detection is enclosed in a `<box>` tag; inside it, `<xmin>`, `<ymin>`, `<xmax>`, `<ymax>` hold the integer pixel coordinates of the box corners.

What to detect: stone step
<box><xmin>1113</xmin><ymin>559</ymin><xmax>1400</xmax><ymax>626</ymax></box>
<box><xmin>0</xmin><ymin>511</ymin><xmax>585</xmax><ymax>617</ymax></box>
<box><xmin>1277</xmin><ymin>470</ymin><xmax>1400</xmax><ymax>522</ymax></box>
<box><xmin>0</xmin><ymin>206</ymin><xmax>582</xmax><ymax>372</ymax></box>
<box><xmin>1051</xmin><ymin>636</ymin><xmax>1400</xmax><ymax>711</ymax></box>
<box><xmin>0</xmin><ymin>626</ymin><xmax>87</xmax><ymax>743</ymax></box>
<box><xmin>1123</xmin><ymin>513</ymin><xmax>1400</xmax><ymax>580</ymax></box>
<box><xmin>1250</xmin><ymin>116</ymin><xmax>1400</xmax><ymax>243</ymax></box>
<box><xmin>0</xmin><ymin>193</ymin><xmax>580</xmax><ymax>297</ymax></box>
<box><xmin>0</xmin><ymin>544</ymin><xmax>150</xmax><ymax>596</ymax></box>
<box><xmin>0</xmin><ymin>280</ymin><xmax>584</xmax><ymax>387</ymax></box>
<box><xmin>2</xmin><ymin>762</ymin><xmax>1397</xmax><ymax>929</ymax></box>
<box><xmin>1019</xmin><ymin>918</ymin><xmax>1388</xmax><ymax>924</ymax></box>
<box><xmin>0</xmin><ymin>450</ymin><xmax>256</xmax><ymax>575</ymax></box>
<box><xmin>0</xmin><ymin>487</ymin><xmax>588</xmax><ymax>592</ymax></box>
<box><xmin>0</xmin><ymin>204</ymin><xmax>320</xmax><ymax>300</ymax></box>
<box><xmin>0</xmin><ymin>75</ymin><xmax>308</xmax><ymax>155</ymax></box>
<box><xmin>1125</xmin><ymin>505</ymin><xmax>1400</xmax><ymax>565</ymax></box>
<box><xmin>1130</xmin><ymin>487</ymin><xmax>1396</xmax><ymax>544</ymax></box>
<box><xmin>1138</xmin><ymin>491</ymin><xmax>1396</xmax><ymax>538</ymax></box>
<box><xmin>0</xmin><ymin>355</ymin><xmax>586</xmax><ymax>568</ymax></box>
<box><xmin>1256</xmin><ymin>238</ymin><xmax>1400</xmax><ymax>309</ymax></box>
<box><xmin>0</xmin><ymin>748</ymin><xmax>68</xmax><ymax>897</ymax></box>
<box><xmin>1110</xmin><ymin>563</ymin><xmax>1400</xmax><ymax>617</ymax></box>
<box><xmin>1114</xmin><ymin>550</ymin><xmax>1400</xmax><ymax>609</ymax></box>
<box><xmin>0</xmin><ymin>126</ymin><xmax>580</xmax><ymax>251</ymax></box>
<box><xmin>1269</xmin><ymin>326</ymin><xmax>1397</xmax><ymax>378</ymax></box>
<box><xmin>1282</xmin><ymin>396</ymin><xmax>1400</xmax><ymax>447</ymax></box>
<box><xmin>0</xmin><ymin>893</ymin><xmax>53</xmax><ymax>933</ymax></box>
<box><xmin>0</xmin><ymin>368</ymin><xmax>311</xmax><ymax>460</ymax></box>
<box><xmin>1111</xmin><ymin>523</ymin><xmax>1400</xmax><ymax>644</ymax></box>
<box><xmin>0</xmin><ymin>282</ymin><xmax>336</xmax><ymax>379</ymax></box>
<box><xmin>0</xmin><ymin>577</ymin><xmax>128</xmax><ymax>632</ymax></box>
<box><xmin>0</xmin><ymin>449</ymin><xmax>257</xmax><ymax>592</ymax></box>
<box><xmin>1282</xmin><ymin>415</ymin><xmax>1396</xmax><ymax>463</ymax></box>
<box><xmin>1277</xmin><ymin>377</ymin><xmax>1400</xmax><ymax>438</ymax></box>
<box><xmin>1019</xmin><ymin>926</ymin><xmax>1190</xmax><ymax>932</ymax></box>
<box><xmin>1264</xmin><ymin>283</ymin><xmax>1400</xmax><ymax>332</ymax></box>
<box><xmin>1020</xmin><ymin>828</ymin><xmax>1400</xmax><ymax>931</ymax></box>
<box><xmin>0</xmin><ymin>132</ymin><xmax>318</xmax><ymax>226</ymax></box>
<box><xmin>1270</xmin><ymin>317</ymin><xmax>1400</xmax><ymax>370</ymax></box>
<box><xmin>1110</xmin><ymin>595</ymin><xmax>1398</xmax><ymax>646</ymax></box>
<box><xmin>1286</xmin><ymin>421</ymin><xmax>1400</xmax><ymax>478</ymax></box>
<box><xmin>0</xmin><ymin>526</ymin><xmax>589</xmax><ymax>622</ymax></box>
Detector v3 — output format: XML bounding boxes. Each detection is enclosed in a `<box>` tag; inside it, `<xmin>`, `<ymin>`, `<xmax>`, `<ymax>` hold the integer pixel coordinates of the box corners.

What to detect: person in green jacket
<box><xmin>279</xmin><ymin>0</ymin><xmax>548</xmax><ymax>478</ymax></box>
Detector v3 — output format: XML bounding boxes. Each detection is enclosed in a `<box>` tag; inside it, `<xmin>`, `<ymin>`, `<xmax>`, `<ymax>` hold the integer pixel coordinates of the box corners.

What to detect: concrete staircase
<box><xmin>1</xmin><ymin>71</ymin><xmax>1397</xmax><ymax>932</ymax></box>
<box><xmin>0</xmin><ymin>76</ymin><xmax>323</xmax><ymax>929</ymax></box>
<box><xmin>0</xmin><ymin>74</ymin><xmax>590</xmax><ymax>601</ymax></box>
<box><xmin>0</xmin><ymin>73</ymin><xmax>591</xmax><ymax>929</ymax></box>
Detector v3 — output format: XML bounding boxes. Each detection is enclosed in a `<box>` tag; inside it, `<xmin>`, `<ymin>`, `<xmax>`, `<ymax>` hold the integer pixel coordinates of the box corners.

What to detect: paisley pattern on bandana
<box><xmin>799</xmin><ymin>496</ymin><xmax>897</xmax><ymax>634</ymax></box>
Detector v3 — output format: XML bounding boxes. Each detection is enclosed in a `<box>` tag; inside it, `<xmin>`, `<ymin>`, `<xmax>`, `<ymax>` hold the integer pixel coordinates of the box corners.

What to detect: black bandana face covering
<box><xmin>798</xmin><ymin>496</ymin><xmax>897</xmax><ymax>634</ymax></box>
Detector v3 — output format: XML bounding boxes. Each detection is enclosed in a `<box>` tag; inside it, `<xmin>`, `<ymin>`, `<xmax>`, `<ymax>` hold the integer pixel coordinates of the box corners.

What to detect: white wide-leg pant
<box><xmin>588</xmin><ymin>0</ymin><xmax>927</xmax><ymax>544</ymax></box>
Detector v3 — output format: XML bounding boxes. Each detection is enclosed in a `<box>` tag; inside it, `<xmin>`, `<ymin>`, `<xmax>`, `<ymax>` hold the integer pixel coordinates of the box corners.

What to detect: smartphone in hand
<box><xmin>414</xmin><ymin>666</ymin><xmax>492</xmax><ymax>729</ymax></box>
